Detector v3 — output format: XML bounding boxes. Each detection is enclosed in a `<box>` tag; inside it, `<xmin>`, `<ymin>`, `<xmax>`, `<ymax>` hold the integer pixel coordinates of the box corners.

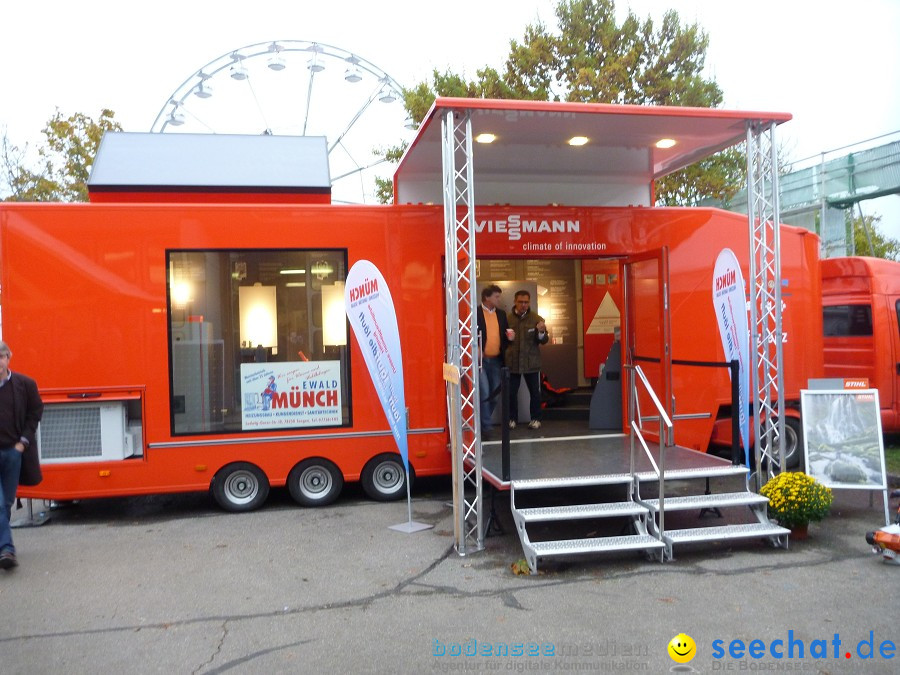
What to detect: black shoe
<box><xmin>0</xmin><ymin>551</ymin><xmax>18</xmax><ymax>570</ymax></box>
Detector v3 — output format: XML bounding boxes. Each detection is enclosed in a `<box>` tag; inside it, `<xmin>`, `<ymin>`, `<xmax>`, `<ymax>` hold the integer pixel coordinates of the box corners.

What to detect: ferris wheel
<box><xmin>150</xmin><ymin>41</ymin><xmax>414</xmax><ymax>204</ymax></box>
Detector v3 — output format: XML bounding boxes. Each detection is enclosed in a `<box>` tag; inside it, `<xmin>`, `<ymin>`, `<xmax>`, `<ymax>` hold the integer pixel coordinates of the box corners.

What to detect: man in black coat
<box><xmin>0</xmin><ymin>340</ymin><xmax>44</xmax><ymax>570</ymax></box>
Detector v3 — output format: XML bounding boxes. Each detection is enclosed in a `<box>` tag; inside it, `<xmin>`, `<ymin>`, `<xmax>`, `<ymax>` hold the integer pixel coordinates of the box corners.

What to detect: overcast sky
<box><xmin>2</xmin><ymin>0</ymin><xmax>898</xmax><ymax>234</ymax></box>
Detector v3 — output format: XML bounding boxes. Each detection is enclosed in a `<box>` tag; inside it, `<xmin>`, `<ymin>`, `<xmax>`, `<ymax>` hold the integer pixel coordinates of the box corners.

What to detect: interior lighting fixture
<box><xmin>279</xmin><ymin>268</ymin><xmax>307</xmax><ymax>275</ymax></box>
<box><xmin>475</xmin><ymin>133</ymin><xmax>497</xmax><ymax>144</ymax></box>
<box><xmin>285</xmin><ymin>282</ymin><xmax>306</xmax><ymax>288</ymax></box>
<box><xmin>171</xmin><ymin>281</ymin><xmax>192</xmax><ymax>306</ymax></box>
<box><xmin>307</xmin><ymin>56</ymin><xmax>325</xmax><ymax>73</ymax></box>
<box><xmin>193</xmin><ymin>80</ymin><xmax>213</xmax><ymax>98</ymax></box>
<box><xmin>239</xmin><ymin>284</ymin><xmax>278</xmax><ymax>349</ymax></box>
<box><xmin>655</xmin><ymin>138</ymin><xmax>677</xmax><ymax>149</ymax></box>
<box><xmin>322</xmin><ymin>282</ymin><xmax>347</xmax><ymax>346</ymax></box>
<box><xmin>267</xmin><ymin>54</ymin><xmax>286</xmax><ymax>71</ymax></box>
<box><xmin>567</xmin><ymin>136</ymin><xmax>589</xmax><ymax>146</ymax></box>
<box><xmin>311</xmin><ymin>260</ymin><xmax>334</xmax><ymax>280</ymax></box>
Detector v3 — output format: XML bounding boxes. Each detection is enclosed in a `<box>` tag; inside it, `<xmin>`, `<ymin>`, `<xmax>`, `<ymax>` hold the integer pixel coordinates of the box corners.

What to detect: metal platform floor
<box><xmin>479</xmin><ymin>425</ymin><xmax>734</xmax><ymax>490</ymax></box>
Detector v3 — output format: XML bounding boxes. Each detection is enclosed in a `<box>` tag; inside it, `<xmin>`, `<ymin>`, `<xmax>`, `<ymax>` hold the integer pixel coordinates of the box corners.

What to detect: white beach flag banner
<box><xmin>345</xmin><ymin>260</ymin><xmax>408</xmax><ymax>474</ymax></box>
<box><xmin>713</xmin><ymin>248</ymin><xmax>751</xmax><ymax>464</ymax></box>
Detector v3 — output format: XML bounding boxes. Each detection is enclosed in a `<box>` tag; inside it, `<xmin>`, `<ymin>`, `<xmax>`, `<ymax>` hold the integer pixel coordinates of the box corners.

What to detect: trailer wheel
<box><xmin>361</xmin><ymin>454</ymin><xmax>412</xmax><ymax>501</ymax></box>
<box><xmin>287</xmin><ymin>458</ymin><xmax>344</xmax><ymax>507</ymax></box>
<box><xmin>211</xmin><ymin>462</ymin><xmax>269</xmax><ymax>512</ymax></box>
<box><xmin>783</xmin><ymin>417</ymin><xmax>804</xmax><ymax>469</ymax></box>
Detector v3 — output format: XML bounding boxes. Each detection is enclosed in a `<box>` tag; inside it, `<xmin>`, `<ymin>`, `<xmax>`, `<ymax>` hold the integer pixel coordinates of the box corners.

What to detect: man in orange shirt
<box><xmin>476</xmin><ymin>285</ymin><xmax>512</xmax><ymax>433</ymax></box>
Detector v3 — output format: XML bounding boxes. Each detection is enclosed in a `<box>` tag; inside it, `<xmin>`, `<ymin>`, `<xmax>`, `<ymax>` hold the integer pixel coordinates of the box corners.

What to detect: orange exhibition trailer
<box><xmin>0</xmin><ymin>100</ymin><xmax>819</xmax><ymax>525</ymax></box>
<box><xmin>1</xmin><ymin>201</ymin><xmax>820</xmax><ymax>510</ymax></box>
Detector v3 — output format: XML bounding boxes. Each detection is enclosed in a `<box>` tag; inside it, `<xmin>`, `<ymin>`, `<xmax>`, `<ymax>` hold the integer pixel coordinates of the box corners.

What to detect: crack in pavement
<box><xmin>0</xmin><ymin>544</ymin><xmax>857</xmax><ymax>646</ymax></box>
<box><xmin>193</xmin><ymin>620</ymin><xmax>228</xmax><ymax>675</ymax></box>
<box><xmin>0</xmin><ymin>545</ymin><xmax>455</xmax><ymax>644</ymax></box>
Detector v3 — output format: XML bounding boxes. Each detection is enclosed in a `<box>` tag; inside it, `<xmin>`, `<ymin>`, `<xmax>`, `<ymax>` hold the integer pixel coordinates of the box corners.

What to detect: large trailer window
<box><xmin>823</xmin><ymin>304</ymin><xmax>873</xmax><ymax>337</ymax></box>
<box><xmin>167</xmin><ymin>249</ymin><xmax>350</xmax><ymax>435</ymax></box>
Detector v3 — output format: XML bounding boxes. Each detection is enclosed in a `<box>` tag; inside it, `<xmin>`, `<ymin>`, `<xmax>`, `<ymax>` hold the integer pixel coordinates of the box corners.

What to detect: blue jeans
<box><xmin>479</xmin><ymin>357</ymin><xmax>503</xmax><ymax>429</ymax></box>
<box><xmin>0</xmin><ymin>447</ymin><xmax>22</xmax><ymax>554</ymax></box>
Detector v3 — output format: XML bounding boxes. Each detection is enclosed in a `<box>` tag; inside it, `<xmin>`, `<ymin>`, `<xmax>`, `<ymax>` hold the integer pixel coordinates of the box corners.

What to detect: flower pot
<box><xmin>789</xmin><ymin>522</ymin><xmax>809</xmax><ymax>540</ymax></box>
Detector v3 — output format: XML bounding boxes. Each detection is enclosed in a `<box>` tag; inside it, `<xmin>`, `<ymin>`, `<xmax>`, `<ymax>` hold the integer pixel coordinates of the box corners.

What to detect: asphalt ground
<box><xmin>2</xmin><ymin>477</ymin><xmax>898</xmax><ymax>674</ymax></box>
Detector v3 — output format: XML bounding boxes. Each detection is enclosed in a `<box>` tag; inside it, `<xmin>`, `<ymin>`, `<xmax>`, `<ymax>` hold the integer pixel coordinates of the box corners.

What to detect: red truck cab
<box><xmin>822</xmin><ymin>256</ymin><xmax>900</xmax><ymax>433</ymax></box>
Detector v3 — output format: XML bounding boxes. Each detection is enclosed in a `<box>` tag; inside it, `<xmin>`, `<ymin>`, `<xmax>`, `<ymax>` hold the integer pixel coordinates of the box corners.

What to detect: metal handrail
<box><xmin>634</xmin><ymin>354</ymin><xmax>743</xmax><ymax>465</ymax></box>
<box><xmin>627</xmin><ymin>364</ymin><xmax>674</xmax><ymax>540</ymax></box>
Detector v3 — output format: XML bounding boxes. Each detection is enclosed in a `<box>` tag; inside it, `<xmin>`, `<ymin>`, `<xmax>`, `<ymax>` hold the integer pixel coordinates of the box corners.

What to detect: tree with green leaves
<box><xmin>382</xmin><ymin>0</ymin><xmax>742</xmax><ymax>205</ymax></box>
<box><xmin>849</xmin><ymin>212</ymin><xmax>900</xmax><ymax>261</ymax></box>
<box><xmin>1</xmin><ymin>108</ymin><xmax>121</xmax><ymax>202</ymax></box>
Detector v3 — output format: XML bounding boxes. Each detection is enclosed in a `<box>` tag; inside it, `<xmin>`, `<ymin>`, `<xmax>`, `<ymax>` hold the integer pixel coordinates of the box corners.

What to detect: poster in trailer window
<box><xmin>713</xmin><ymin>248</ymin><xmax>750</xmax><ymax>463</ymax></box>
<box><xmin>240</xmin><ymin>361</ymin><xmax>342</xmax><ymax>430</ymax></box>
<box><xmin>344</xmin><ymin>260</ymin><xmax>409</xmax><ymax>474</ymax></box>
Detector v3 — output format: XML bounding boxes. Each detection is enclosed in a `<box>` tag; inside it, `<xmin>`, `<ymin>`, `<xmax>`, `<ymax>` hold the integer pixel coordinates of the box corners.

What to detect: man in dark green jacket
<box><xmin>506</xmin><ymin>290</ymin><xmax>549</xmax><ymax>430</ymax></box>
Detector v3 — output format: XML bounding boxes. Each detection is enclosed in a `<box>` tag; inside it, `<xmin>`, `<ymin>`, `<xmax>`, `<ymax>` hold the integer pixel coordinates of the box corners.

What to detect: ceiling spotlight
<box><xmin>230</xmin><ymin>63</ymin><xmax>249</xmax><ymax>80</ymax></box>
<box><xmin>655</xmin><ymin>138</ymin><xmax>677</xmax><ymax>149</ymax></box>
<box><xmin>193</xmin><ymin>81</ymin><xmax>213</xmax><ymax>99</ymax></box>
<box><xmin>344</xmin><ymin>66</ymin><xmax>362</xmax><ymax>83</ymax></box>
<box><xmin>267</xmin><ymin>54</ymin><xmax>286</xmax><ymax>71</ymax></box>
<box><xmin>475</xmin><ymin>133</ymin><xmax>497</xmax><ymax>144</ymax></box>
<box><xmin>307</xmin><ymin>56</ymin><xmax>325</xmax><ymax>73</ymax></box>
<box><xmin>567</xmin><ymin>136</ymin><xmax>589</xmax><ymax>146</ymax></box>
<box><xmin>378</xmin><ymin>88</ymin><xmax>398</xmax><ymax>103</ymax></box>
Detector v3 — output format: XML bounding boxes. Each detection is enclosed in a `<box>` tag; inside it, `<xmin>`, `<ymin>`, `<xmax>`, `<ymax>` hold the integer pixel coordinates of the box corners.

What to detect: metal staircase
<box><xmin>509</xmin><ymin>366</ymin><xmax>789</xmax><ymax>574</ymax></box>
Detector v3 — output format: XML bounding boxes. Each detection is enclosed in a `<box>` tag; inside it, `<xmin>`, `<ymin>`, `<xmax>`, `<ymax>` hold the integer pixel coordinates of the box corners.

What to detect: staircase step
<box><xmin>643</xmin><ymin>492</ymin><xmax>769</xmax><ymax>512</ymax></box>
<box><xmin>513</xmin><ymin>473</ymin><xmax>633</xmax><ymax>490</ymax></box>
<box><xmin>531</xmin><ymin>534</ymin><xmax>666</xmax><ymax>556</ymax></box>
<box><xmin>517</xmin><ymin>501</ymin><xmax>648</xmax><ymax>522</ymax></box>
<box><xmin>664</xmin><ymin>522</ymin><xmax>789</xmax><ymax>545</ymax></box>
<box><xmin>637</xmin><ymin>464</ymin><xmax>749</xmax><ymax>482</ymax></box>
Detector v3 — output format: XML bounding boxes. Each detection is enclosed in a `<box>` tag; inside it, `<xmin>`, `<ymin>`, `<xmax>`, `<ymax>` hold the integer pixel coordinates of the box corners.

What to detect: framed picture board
<box><xmin>801</xmin><ymin>389</ymin><xmax>886</xmax><ymax>490</ymax></box>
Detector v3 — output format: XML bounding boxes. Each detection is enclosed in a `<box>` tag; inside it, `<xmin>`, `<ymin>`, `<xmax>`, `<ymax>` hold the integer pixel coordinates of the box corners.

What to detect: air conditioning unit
<box><xmin>38</xmin><ymin>401</ymin><xmax>134</xmax><ymax>463</ymax></box>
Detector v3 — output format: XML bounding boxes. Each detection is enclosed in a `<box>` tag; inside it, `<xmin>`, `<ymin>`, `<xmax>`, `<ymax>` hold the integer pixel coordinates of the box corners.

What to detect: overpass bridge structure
<box><xmin>710</xmin><ymin>134</ymin><xmax>900</xmax><ymax>257</ymax></box>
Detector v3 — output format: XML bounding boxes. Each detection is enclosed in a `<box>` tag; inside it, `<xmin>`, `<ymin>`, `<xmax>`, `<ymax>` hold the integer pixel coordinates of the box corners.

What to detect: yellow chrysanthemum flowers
<box><xmin>759</xmin><ymin>471</ymin><xmax>833</xmax><ymax>528</ymax></box>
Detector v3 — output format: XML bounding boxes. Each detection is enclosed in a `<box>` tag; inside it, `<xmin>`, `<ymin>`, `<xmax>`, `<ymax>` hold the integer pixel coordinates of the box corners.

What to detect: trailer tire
<box><xmin>783</xmin><ymin>416</ymin><xmax>804</xmax><ymax>469</ymax></box>
<box><xmin>287</xmin><ymin>458</ymin><xmax>344</xmax><ymax>507</ymax></box>
<box><xmin>361</xmin><ymin>454</ymin><xmax>412</xmax><ymax>502</ymax></box>
<box><xmin>211</xmin><ymin>462</ymin><xmax>269</xmax><ymax>512</ymax></box>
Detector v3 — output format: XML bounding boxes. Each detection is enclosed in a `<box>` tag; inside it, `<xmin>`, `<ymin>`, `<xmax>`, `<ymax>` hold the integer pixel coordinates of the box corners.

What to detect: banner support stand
<box><xmin>389</xmin><ymin>470</ymin><xmax>432</xmax><ymax>534</ymax></box>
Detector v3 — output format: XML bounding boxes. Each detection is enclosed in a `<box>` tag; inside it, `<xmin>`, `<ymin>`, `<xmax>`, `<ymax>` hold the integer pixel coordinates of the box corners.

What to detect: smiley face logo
<box><xmin>667</xmin><ymin>633</ymin><xmax>696</xmax><ymax>663</ymax></box>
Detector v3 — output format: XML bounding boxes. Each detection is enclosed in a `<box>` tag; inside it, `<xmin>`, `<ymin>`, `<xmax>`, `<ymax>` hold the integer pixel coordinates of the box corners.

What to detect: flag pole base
<box><xmin>389</xmin><ymin>521</ymin><xmax>433</xmax><ymax>534</ymax></box>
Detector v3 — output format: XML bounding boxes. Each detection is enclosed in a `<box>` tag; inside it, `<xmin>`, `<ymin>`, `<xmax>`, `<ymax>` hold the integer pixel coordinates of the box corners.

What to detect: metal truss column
<box><xmin>746</xmin><ymin>121</ymin><xmax>786</xmax><ymax>483</ymax></box>
<box><xmin>442</xmin><ymin>110</ymin><xmax>483</xmax><ymax>554</ymax></box>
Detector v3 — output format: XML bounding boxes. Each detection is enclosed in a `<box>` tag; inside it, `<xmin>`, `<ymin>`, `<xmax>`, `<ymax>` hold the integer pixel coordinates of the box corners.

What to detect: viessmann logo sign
<box><xmin>475</xmin><ymin>214</ymin><xmax>580</xmax><ymax>241</ymax></box>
